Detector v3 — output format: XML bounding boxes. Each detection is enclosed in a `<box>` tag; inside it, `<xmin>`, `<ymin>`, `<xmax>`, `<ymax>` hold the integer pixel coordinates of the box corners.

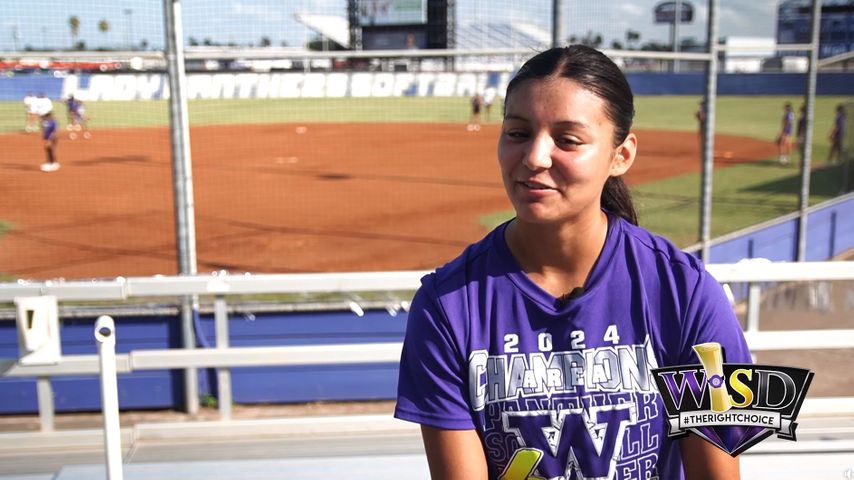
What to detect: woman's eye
<box><xmin>505</xmin><ymin>130</ymin><xmax>528</xmax><ymax>139</ymax></box>
<box><xmin>557</xmin><ymin>137</ymin><xmax>580</xmax><ymax>147</ymax></box>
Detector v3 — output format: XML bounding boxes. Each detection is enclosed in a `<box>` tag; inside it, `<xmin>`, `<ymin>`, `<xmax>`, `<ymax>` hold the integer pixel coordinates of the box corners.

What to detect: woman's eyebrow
<box><xmin>504</xmin><ymin>114</ymin><xmax>589</xmax><ymax>131</ymax></box>
<box><xmin>553</xmin><ymin>120</ymin><xmax>589</xmax><ymax>130</ymax></box>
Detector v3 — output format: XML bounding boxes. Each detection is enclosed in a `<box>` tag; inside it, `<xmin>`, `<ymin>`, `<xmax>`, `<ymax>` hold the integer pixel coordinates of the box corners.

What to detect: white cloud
<box><xmin>231</xmin><ymin>3</ymin><xmax>284</xmax><ymax>22</ymax></box>
<box><xmin>719</xmin><ymin>2</ymin><xmax>776</xmax><ymax>38</ymax></box>
<box><xmin>618</xmin><ymin>4</ymin><xmax>645</xmax><ymax>17</ymax></box>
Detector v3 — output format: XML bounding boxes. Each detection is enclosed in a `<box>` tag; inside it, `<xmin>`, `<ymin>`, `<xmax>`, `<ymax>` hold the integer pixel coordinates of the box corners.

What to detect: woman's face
<box><xmin>497</xmin><ymin>77</ymin><xmax>635</xmax><ymax>225</ymax></box>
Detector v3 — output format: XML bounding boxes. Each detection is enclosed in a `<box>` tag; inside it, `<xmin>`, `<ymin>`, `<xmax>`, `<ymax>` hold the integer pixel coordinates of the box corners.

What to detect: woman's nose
<box><xmin>523</xmin><ymin>135</ymin><xmax>554</xmax><ymax>170</ymax></box>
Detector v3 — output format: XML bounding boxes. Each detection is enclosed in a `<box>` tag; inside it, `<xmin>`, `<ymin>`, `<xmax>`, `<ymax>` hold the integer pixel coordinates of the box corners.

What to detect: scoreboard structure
<box><xmin>777</xmin><ymin>0</ymin><xmax>854</xmax><ymax>59</ymax></box>
<box><xmin>348</xmin><ymin>0</ymin><xmax>453</xmax><ymax>50</ymax></box>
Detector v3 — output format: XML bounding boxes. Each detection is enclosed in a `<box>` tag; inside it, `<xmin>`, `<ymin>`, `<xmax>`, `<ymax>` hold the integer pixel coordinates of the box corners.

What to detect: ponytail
<box><xmin>602</xmin><ymin>177</ymin><xmax>637</xmax><ymax>225</ymax></box>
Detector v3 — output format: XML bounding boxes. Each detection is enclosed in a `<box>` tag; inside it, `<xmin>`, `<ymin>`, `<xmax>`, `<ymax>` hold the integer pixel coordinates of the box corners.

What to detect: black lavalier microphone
<box><xmin>557</xmin><ymin>286</ymin><xmax>585</xmax><ymax>304</ymax></box>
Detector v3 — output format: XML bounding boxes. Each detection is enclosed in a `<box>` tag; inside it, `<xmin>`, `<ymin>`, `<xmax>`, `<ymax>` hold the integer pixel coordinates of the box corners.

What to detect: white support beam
<box><xmin>800</xmin><ymin>397</ymin><xmax>854</xmax><ymax>416</ymax></box>
<box><xmin>707</xmin><ymin>261</ymin><xmax>854</xmax><ymax>283</ymax></box>
<box><xmin>2</xmin><ymin>262</ymin><xmax>850</xmax><ymax>303</ymax></box>
<box><xmin>0</xmin><ymin>355</ymin><xmax>132</xmax><ymax>376</ymax></box>
<box><xmin>129</xmin><ymin>342</ymin><xmax>403</xmax><ymax>370</ymax></box>
<box><xmin>124</xmin><ymin>271</ymin><xmax>427</xmax><ymax>297</ymax></box>
<box><xmin>744</xmin><ymin>329</ymin><xmax>854</xmax><ymax>351</ymax></box>
<box><xmin>0</xmin><ymin>280</ymin><xmax>127</xmax><ymax>302</ymax></box>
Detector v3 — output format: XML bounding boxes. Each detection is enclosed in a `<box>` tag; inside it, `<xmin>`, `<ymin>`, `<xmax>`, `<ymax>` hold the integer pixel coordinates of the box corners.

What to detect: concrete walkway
<box><xmin>1</xmin><ymin>412</ymin><xmax>853</xmax><ymax>479</ymax></box>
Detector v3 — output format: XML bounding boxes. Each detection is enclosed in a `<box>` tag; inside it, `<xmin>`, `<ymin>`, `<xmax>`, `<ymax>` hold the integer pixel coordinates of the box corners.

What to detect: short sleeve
<box><xmin>394</xmin><ymin>276</ymin><xmax>476</xmax><ymax>430</ymax></box>
<box><xmin>678</xmin><ymin>269</ymin><xmax>752</xmax><ymax>365</ymax></box>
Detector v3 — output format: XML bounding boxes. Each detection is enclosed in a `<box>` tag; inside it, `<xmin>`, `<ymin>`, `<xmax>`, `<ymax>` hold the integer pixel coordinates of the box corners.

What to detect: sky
<box><xmin>0</xmin><ymin>0</ymin><xmax>782</xmax><ymax>52</ymax></box>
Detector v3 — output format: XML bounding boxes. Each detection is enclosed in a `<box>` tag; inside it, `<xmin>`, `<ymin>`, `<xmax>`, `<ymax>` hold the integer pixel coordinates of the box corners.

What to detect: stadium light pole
<box><xmin>552</xmin><ymin>0</ymin><xmax>566</xmax><ymax>48</ymax></box>
<box><xmin>12</xmin><ymin>24</ymin><xmax>20</xmax><ymax>52</ymax></box>
<box><xmin>164</xmin><ymin>0</ymin><xmax>200</xmax><ymax>415</ymax></box>
<box><xmin>699</xmin><ymin>0</ymin><xmax>719</xmax><ymax>262</ymax></box>
<box><xmin>124</xmin><ymin>9</ymin><xmax>133</xmax><ymax>50</ymax></box>
<box><xmin>798</xmin><ymin>0</ymin><xmax>821</xmax><ymax>262</ymax></box>
<box><xmin>673</xmin><ymin>0</ymin><xmax>682</xmax><ymax>72</ymax></box>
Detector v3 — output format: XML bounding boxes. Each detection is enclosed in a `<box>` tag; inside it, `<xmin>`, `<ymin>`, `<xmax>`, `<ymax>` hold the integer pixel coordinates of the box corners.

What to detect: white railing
<box><xmin>1</xmin><ymin>261</ymin><xmax>852</xmax><ymax>437</ymax></box>
<box><xmin>2</xmin><ymin>260</ymin><xmax>849</xmax><ymax>299</ymax></box>
<box><xmin>0</xmin><ymin>270</ymin><xmax>428</xmax><ymax>301</ymax></box>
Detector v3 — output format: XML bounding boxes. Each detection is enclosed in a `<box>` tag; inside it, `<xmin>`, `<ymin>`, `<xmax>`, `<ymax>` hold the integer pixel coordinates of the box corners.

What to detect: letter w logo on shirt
<box><xmin>500</xmin><ymin>404</ymin><xmax>636</xmax><ymax>480</ymax></box>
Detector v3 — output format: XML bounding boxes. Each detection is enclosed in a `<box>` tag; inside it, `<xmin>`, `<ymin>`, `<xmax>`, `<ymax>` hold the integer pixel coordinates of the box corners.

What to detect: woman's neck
<box><xmin>505</xmin><ymin>209</ymin><xmax>609</xmax><ymax>298</ymax></box>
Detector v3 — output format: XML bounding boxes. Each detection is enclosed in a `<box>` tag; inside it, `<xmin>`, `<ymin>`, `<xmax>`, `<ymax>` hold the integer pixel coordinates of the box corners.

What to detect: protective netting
<box><xmin>0</xmin><ymin>0</ymin><xmax>851</xmax><ymax>280</ymax></box>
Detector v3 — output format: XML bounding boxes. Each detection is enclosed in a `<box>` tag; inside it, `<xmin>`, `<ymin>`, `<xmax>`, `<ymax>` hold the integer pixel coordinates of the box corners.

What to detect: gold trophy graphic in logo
<box><xmin>693</xmin><ymin>342</ymin><xmax>732</xmax><ymax>413</ymax></box>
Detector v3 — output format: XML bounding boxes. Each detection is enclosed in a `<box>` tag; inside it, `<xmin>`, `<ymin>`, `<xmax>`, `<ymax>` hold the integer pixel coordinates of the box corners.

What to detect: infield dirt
<box><xmin>0</xmin><ymin>123</ymin><xmax>775</xmax><ymax>279</ymax></box>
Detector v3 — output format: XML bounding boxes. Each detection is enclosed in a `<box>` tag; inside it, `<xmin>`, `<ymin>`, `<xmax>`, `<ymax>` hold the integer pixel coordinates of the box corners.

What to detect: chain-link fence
<box><xmin>1</xmin><ymin>0</ymin><xmax>852</xmax><ymax>281</ymax></box>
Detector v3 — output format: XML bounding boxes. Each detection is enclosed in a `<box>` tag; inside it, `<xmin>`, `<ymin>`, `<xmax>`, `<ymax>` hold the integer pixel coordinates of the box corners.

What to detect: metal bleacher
<box><xmin>455</xmin><ymin>22</ymin><xmax>550</xmax><ymax>49</ymax></box>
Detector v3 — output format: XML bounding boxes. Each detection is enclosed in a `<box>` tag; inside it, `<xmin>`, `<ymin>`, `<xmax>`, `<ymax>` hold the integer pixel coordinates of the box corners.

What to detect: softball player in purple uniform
<box><xmin>40</xmin><ymin>112</ymin><xmax>59</xmax><ymax>172</ymax></box>
<box><xmin>65</xmin><ymin>94</ymin><xmax>91</xmax><ymax>139</ymax></box>
<box><xmin>396</xmin><ymin>46</ymin><xmax>750</xmax><ymax>480</ymax></box>
<box><xmin>778</xmin><ymin>102</ymin><xmax>795</xmax><ymax>165</ymax></box>
<box><xmin>828</xmin><ymin>104</ymin><xmax>846</xmax><ymax>164</ymax></box>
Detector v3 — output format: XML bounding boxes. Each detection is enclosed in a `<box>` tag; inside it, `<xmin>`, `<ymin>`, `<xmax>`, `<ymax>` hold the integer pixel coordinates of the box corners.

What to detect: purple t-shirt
<box><xmin>395</xmin><ymin>214</ymin><xmax>751</xmax><ymax>480</ymax></box>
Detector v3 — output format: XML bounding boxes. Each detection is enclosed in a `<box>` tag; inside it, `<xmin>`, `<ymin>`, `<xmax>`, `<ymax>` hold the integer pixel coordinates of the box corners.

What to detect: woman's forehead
<box><xmin>505</xmin><ymin>78</ymin><xmax>608</xmax><ymax>121</ymax></box>
<box><xmin>510</xmin><ymin>76</ymin><xmax>601</xmax><ymax>100</ymax></box>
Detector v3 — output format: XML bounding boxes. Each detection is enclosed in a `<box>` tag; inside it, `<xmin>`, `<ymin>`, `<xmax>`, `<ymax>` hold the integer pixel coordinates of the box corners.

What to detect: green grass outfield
<box><xmin>0</xmin><ymin>95</ymin><xmax>846</xmax><ymax>136</ymax></box>
<box><xmin>0</xmin><ymin>97</ymin><xmax>483</xmax><ymax>132</ymax></box>
<box><xmin>0</xmin><ymin>95</ymin><xmax>849</xmax><ymax>249</ymax></box>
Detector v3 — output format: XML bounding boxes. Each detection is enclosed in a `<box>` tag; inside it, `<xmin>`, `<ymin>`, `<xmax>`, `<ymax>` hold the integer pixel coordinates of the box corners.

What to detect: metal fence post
<box><xmin>798</xmin><ymin>0</ymin><xmax>822</xmax><ymax>262</ymax></box>
<box><xmin>95</xmin><ymin>316</ymin><xmax>124</xmax><ymax>480</ymax></box>
<box><xmin>673</xmin><ymin>0</ymin><xmax>682</xmax><ymax>72</ymax></box>
<box><xmin>552</xmin><ymin>0</ymin><xmax>565</xmax><ymax>48</ymax></box>
<box><xmin>214</xmin><ymin>295</ymin><xmax>232</xmax><ymax>420</ymax></box>
<box><xmin>163</xmin><ymin>0</ymin><xmax>199</xmax><ymax>415</ymax></box>
<box><xmin>36</xmin><ymin>377</ymin><xmax>54</xmax><ymax>432</ymax></box>
<box><xmin>699</xmin><ymin>0</ymin><xmax>720</xmax><ymax>261</ymax></box>
<box><xmin>746</xmin><ymin>283</ymin><xmax>761</xmax><ymax>332</ymax></box>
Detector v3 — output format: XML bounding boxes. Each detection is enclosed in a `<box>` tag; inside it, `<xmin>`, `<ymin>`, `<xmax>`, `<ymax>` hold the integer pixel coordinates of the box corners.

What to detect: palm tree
<box><xmin>69</xmin><ymin>16</ymin><xmax>80</xmax><ymax>49</ymax></box>
<box><xmin>98</xmin><ymin>19</ymin><xmax>110</xmax><ymax>48</ymax></box>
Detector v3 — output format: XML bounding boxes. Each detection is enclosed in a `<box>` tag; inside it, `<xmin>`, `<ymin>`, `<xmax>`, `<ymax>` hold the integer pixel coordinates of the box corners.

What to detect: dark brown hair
<box><xmin>505</xmin><ymin>45</ymin><xmax>638</xmax><ymax>225</ymax></box>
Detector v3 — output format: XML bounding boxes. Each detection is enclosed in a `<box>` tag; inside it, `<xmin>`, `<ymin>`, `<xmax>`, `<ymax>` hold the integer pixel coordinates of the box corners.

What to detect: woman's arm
<box><xmin>680</xmin><ymin>433</ymin><xmax>740</xmax><ymax>480</ymax></box>
<box><xmin>421</xmin><ymin>426</ymin><xmax>489</xmax><ymax>480</ymax></box>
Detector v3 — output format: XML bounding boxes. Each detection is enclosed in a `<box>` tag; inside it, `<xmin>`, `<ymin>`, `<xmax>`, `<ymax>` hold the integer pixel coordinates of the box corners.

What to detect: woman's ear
<box><xmin>610</xmin><ymin>132</ymin><xmax>637</xmax><ymax>177</ymax></box>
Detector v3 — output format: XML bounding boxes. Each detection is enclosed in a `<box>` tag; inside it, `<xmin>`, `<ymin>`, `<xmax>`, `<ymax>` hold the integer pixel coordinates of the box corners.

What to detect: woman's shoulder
<box><xmin>422</xmin><ymin>223</ymin><xmax>507</xmax><ymax>296</ymax></box>
<box><xmin>616</xmin><ymin>217</ymin><xmax>706</xmax><ymax>276</ymax></box>
<box><xmin>436</xmin><ymin>224</ymin><xmax>503</xmax><ymax>278</ymax></box>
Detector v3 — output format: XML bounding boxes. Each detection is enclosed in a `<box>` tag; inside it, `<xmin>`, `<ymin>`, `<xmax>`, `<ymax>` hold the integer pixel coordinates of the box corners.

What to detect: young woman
<box><xmin>395</xmin><ymin>46</ymin><xmax>750</xmax><ymax>480</ymax></box>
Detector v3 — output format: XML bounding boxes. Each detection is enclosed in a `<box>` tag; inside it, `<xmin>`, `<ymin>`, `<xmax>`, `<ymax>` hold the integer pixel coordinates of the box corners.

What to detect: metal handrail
<box><xmin>2</xmin><ymin>261</ymin><xmax>852</xmax><ymax>302</ymax></box>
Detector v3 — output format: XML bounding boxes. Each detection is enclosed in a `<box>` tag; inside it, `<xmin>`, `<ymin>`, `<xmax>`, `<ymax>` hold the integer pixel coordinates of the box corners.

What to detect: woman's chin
<box><xmin>511</xmin><ymin>201</ymin><xmax>598</xmax><ymax>226</ymax></box>
<box><xmin>512</xmin><ymin>205</ymin><xmax>563</xmax><ymax>225</ymax></box>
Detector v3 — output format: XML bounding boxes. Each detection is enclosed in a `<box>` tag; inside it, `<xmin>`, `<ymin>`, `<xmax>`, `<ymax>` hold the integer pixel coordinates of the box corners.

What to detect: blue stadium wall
<box><xmin>0</xmin><ymin>310</ymin><xmax>405</xmax><ymax>414</ymax></box>
<box><xmin>1</xmin><ymin>72</ymin><xmax>854</xmax><ymax>101</ymax></box>
<box><xmin>1</xmin><ymin>193</ymin><xmax>852</xmax><ymax>414</ymax></box>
